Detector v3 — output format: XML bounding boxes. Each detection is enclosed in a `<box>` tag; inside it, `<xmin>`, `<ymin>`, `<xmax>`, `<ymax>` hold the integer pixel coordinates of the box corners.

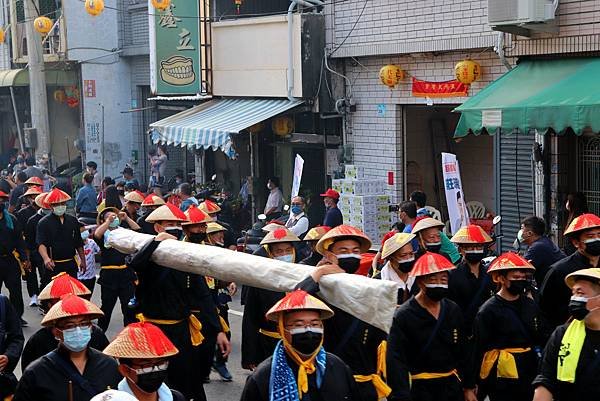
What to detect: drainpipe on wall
<box><xmin>287</xmin><ymin>0</ymin><xmax>324</xmax><ymax>102</ymax></box>
<box><xmin>494</xmin><ymin>32</ymin><xmax>512</xmax><ymax>71</ymax></box>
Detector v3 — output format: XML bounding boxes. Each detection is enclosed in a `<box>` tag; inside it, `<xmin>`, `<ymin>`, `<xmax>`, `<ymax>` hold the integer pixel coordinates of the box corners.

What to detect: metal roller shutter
<box><xmin>496</xmin><ymin>133</ymin><xmax>535</xmax><ymax>252</ymax></box>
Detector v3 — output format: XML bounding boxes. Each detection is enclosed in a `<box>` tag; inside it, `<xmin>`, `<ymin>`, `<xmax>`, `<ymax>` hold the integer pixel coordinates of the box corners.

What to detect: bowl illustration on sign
<box><xmin>160</xmin><ymin>55</ymin><xmax>195</xmax><ymax>86</ymax></box>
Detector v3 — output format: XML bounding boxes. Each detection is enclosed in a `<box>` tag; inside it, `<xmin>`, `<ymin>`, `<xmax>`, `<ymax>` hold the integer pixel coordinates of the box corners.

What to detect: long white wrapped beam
<box><xmin>108</xmin><ymin>228</ymin><xmax>397</xmax><ymax>332</ymax></box>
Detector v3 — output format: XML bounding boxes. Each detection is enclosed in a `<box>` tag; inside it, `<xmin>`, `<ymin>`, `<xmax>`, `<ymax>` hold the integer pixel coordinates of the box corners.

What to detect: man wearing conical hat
<box><xmin>298</xmin><ymin>225</ymin><xmax>389</xmax><ymax>401</ymax></box>
<box><xmin>23</xmin><ymin>192</ymin><xmax>50</xmax><ymax>299</ymax></box>
<box><xmin>128</xmin><ymin>203</ymin><xmax>207</xmax><ymax>401</ymax></box>
<box><xmin>182</xmin><ymin>205</ymin><xmax>232</xmax><ymax>382</ymax></box>
<box><xmin>37</xmin><ymin>188</ymin><xmax>87</xmax><ymax>280</ymax></box>
<box><xmin>20</xmin><ymin>272</ymin><xmax>110</xmax><ymax>372</ymax></box>
<box><xmin>122</xmin><ymin>190</ymin><xmax>144</xmax><ymax>225</ymax></box>
<box><xmin>375</xmin><ymin>232</ymin><xmax>418</xmax><ymax>304</ymax></box>
<box><xmin>299</xmin><ymin>226</ymin><xmax>330</xmax><ymax>266</ymax></box>
<box><xmin>103</xmin><ymin>322</ymin><xmax>186</xmax><ymax>401</ymax></box>
<box><xmin>15</xmin><ymin>186</ymin><xmax>42</xmax><ymax>228</ymax></box>
<box><xmin>241</xmin><ymin>290</ymin><xmax>359</xmax><ymax>401</ymax></box>
<box><xmin>14</xmin><ymin>294</ymin><xmax>120</xmax><ymax>401</ymax></box>
<box><xmin>136</xmin><ymin>194</ymin><xmax>165</xmax><ymax>235</ymax></box>
<box><xmin>206</xmin><ymin>222</ymin><xmax>227</xmax><ymax>247</ymax></box>
<box><xmin>448</xmin><ymin>224</ymin><xmax>496</xmax><ymax>334</ymax></box>
<box><xmin>411</xmin><ymin>216</ymin><xmax>455</xmax><ymax>262</ymax></box>
<box><xmin>242</xmin><ymin>227</ymin><xmax>301</xmax><ymax>371</ymax></box>
<box><xmin>94</xmin><ymin>207</ymin><xmax>139</xmax><ymax>332</ymax></box>
<box><xmin>533</xmin><ymin>268</ymin><xmax>600</xmax><ymax>401</ymax></box>
<box><xmin>0</xmin><ymin>188</ymin><xmax>30</xmax><ymax>320</ymax></box>
<box><xmin>387</xmin><ymin>252</ymin><xmax>472</xmax><ymax>401</ymax></box>
<box><xmin>469</xmin><ymin>252</ymin><xmax>545</xmax><ymax>401</ymax></box>
<box><xmin>199</xmin><ymin>199</ymin><xmax>237</xmax><ymax>249</ymax></box>
<box><xmin>540</xmin><ymin>213</ymin><xmax>600</xmax><ymax>328</ymax></box>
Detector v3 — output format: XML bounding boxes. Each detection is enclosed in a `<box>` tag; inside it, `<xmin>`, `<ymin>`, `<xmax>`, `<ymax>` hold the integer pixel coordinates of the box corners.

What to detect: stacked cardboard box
<box><xmin>335</xmin><ymin>165</ymin><xmax>392</xmax><ymax>242</ymax></box>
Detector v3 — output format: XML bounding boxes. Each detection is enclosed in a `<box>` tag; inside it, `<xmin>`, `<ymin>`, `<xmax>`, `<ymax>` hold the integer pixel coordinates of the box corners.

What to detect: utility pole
<box><xmin>23</xmin><ymin>0</ymin><xmax>51</xmax><ymax>162</ymax></box>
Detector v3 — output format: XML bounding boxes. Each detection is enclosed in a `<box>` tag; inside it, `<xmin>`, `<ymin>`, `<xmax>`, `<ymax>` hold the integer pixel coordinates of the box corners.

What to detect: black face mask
<box><xmin>425</xmin><ymin>242</ymin><xmax>442</xmax><ymax>253</ymax></box>
<box><xmin>568</xmin><ymin>296</ymin><xmax>589</xmax><ymax>320</ymax></box>
<box><xmin>337</xmin><ymin>254</ymin><xmax>361</xmax><ymax>274</ymax></box>
<box><xmin>464</xmin><ymin>251</ymin><xmax>485</xmax><ymax>264</ymax></box>
<box><xmin>135</xmin><ymin>369</ymin><xmax>169</xmax><ymax>393</ymax></box>
<box><xmin>584</xmin><ymin>239</ymin><xmax>600</xmax><ymax>256</ymax></box>
<box><xmin>188</xmin><ymin>232</ymin><xmax>207</xmax><ymax>244</ymax></box>
<box><xmin>507</xmin><ymin>279</ymin><xmax>528</xmax><ymax>296</ymax></box>
<box><xmin>165</xmin><ymin>227</ymin><xmax>183</xmax><ymax>239</ymax></box>
<box><xmin>424</xmin><ymin>285</ymin><xmax>448</xmax><ymax>301</ymax></box>
<box><xmin>395</xmin><ymin>258</ymin><xmax>415</xmax><ymax>273</ymax></box>
<box><xmin>291</xmin><ymin>328</ymin><xmax>323</xmax><ymax>355</ymax></box>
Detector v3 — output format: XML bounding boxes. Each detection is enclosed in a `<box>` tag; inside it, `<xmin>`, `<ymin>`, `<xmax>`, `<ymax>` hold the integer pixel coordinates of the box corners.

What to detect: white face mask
<box><xmin>275</xmin><ymin>254</ymin><xmax>294</xmax><ymax>263</ymax></box>
<box><xmin>53</xmin><ymin>205</ymin><xmax>67</xmax><ymax>216</ymax></box>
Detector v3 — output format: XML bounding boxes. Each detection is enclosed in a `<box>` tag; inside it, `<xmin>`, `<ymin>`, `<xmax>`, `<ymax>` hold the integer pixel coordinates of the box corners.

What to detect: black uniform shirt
<box><xmin>186</xmin><ymin>272</ymin><xmax>221</xmax><ymax>334</ymax></box>
<box><xmin>14</xmin><ymin>346</ymin><xmax>120</xmax><ymax>401</ymax></box>
<box><xmin>15</xmin><ymin>205</ymin><xmax>36</xmax><ymax>230</ymax></box>
<box><xmin>470</xmin><ymin>294</ymin><xmax>546</xmax><ymax>388</ymax></box>
<box><xmin>539</xmin><ymin>251</ymin><xmax>593</xmax><ymax>328</ymax></box>
<box><xmin>25</xmin><ymin>211</ymin><xmax>45</xmax><ymax>251</ymax></box>
<box><xmin>0</xmin><ymin>294</ymin><xmax>24</xmax><ymax>374</ymax></box>
<box><xmin>127</xmin><ymin>240</ymin><xmax>190</xmax><ymax>321</ymax></box>
<box><xmin>36</xmin><ymin>213</ymin><xmax>84</xmax><ymax>260</ymax></box>
<box><xmin>533</xmin><ymin>323</ymin><xmax>600</xmax><ymax>401</ymax></box>
<box><xmin>448</xmin><ymin>261</ymin><xmax>495</xmax><ymax>334</ymax></box>
<box><xmin>386</xmin><ymin>297</ymin><xmax>468</xmax><ymax>400</ymax></box>
<box><xmin>0</xmin><ymin>212</ymin><xmax>27</xmax><ymax>258</ymax></box>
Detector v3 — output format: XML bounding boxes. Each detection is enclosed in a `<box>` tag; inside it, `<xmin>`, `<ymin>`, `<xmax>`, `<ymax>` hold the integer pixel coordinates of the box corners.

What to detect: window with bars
<box><xmin>578</xmin><ymin>136</ymin><xmax>600</xmax><ymax>216</ymax></box>
<box><xmin>15</xmin><ymin>0</ymin><xmax>60</xmax><ymax>23</ymax></box>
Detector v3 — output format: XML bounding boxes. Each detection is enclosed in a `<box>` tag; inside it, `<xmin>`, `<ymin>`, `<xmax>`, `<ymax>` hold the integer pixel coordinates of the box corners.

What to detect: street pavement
<box><xmin>7</xmin><ymin>281</ymin><xmax>247</xmax><ymax>401</ymax></box>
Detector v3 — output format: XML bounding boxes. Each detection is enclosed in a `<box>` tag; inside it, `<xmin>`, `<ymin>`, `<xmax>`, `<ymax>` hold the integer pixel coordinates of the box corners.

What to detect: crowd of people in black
<box><xmin>0</xmin><ymin>152</ymin><xmax>599</xmax><ymax>401</ymax></box>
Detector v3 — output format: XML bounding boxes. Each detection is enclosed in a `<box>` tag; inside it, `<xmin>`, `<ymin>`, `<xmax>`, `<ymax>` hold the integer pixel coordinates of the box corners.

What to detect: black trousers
<box><xmin>24</xmin><ymin>252</ymin><xmax>47</xmax><ymax>297</ymax></box>
<box><xmin>410</xmin><ymin>376</ymin><xmax>463</xmax><ymax>401</ymax></box>
<box><xmin>214</xmin><ymin>305</ymin><xmax>230</xmax><ymax>365</ymax></box>
<box><xmin>52</xmin><ymin>259</ymin><xmax>78</xmax><ymax>279</ymax></box>
<box><xmin>98</xmin><ymin>279</ymin><xmax>135</xmax><ymax>332</ymax></box>
<box><xmin>159</xmin><ymin>321</ymin><xmax>207</xmax><ymax>401</ymax></box>
<box><xmin>0</xmin><ymin>255</ymin><xmax>24</xmax><ymax>317</ymax></box>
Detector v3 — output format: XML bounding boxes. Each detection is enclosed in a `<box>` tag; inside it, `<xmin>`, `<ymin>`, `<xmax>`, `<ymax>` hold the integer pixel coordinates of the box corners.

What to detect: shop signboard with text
<box><xmin>149</xmin><ymin>0</ymin><xmax>203</xmax><ymax>95</ymax></box>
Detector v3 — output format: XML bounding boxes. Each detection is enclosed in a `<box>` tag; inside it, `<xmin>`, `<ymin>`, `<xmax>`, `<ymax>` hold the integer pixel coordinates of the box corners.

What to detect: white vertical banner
<box><xmin>441</xmin><ymin>152</ymin><xmax>470</xmax><ymax>235</ymax></box>
<box><xmin>291</xmin><ymin>154</ymin><xmax>304</xmax><ymax>199</ymax></box>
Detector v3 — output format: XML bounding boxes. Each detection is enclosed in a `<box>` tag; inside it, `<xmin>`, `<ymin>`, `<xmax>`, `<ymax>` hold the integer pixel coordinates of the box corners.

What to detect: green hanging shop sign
<box><xmin>150</xmin><ymin>0</ymin><xmax>201</xmax><ymax>95</ymax></box>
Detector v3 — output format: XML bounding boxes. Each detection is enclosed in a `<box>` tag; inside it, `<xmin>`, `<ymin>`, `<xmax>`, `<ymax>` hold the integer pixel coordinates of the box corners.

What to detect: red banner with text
<box><xmin>412</xmin><ymin>78</ymin><xmax>469</xmax><ymax>98</ymax></box>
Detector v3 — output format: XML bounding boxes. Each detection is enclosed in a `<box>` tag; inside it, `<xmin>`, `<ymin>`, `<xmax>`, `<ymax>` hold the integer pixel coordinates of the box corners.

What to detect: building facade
<box><xmin>324</xmin><ymin>0</ymin><xmax>600</xmax><ymax>250</ymax></box>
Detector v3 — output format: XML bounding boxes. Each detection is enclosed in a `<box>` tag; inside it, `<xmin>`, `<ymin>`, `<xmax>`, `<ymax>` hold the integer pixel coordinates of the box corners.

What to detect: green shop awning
<box><xmin>454</xmin><ymin>58</ymin><xmax>600</xmax><ymax>137</ymax></box>
<box><xmin>0</xmin><ymin>69</ymin><xmax>78</xmax><ymax>87</ymax></box>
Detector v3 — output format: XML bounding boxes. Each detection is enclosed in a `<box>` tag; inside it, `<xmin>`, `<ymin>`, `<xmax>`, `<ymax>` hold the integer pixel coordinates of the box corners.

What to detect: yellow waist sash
<box><xmin>219</xmin><ymin>315</ymin><xmax>230</xmax><ymax>333</ymax></box>
<box><xmin>101</xmin><ymin>264</ymin><xmax>127</xmax><ymax>269</ymax></box>
<box><xmin>53</xmin><ymin>258</ymin><xmax>74</xmax><ymax>263</ymax></box>
<box><xmin>411</xmin><ymin>369</ymin><xmax>460</xmax><ymax>381</ymax></box>
<box><xmin>480</xmin><ymin>347</ymin><xmax>531</xmax><ymax>379</ymax></box>
<box><xmin>353</xmin><ymin>341</ymin><xmax>391</xmax><ymax>399</ymax></box>
<box><xmin>259</xmin><ymin>328</ymin><xmax>281</xmax><ymax>339</ymax></box>
<box><xmin>137</xmin><ymin>313</ymin><xmax>204</xmax><ymax>346</ymax></box>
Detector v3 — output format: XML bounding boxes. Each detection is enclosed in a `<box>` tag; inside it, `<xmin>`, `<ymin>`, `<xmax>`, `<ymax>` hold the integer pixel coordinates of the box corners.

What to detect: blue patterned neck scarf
<box><xmin>269</xmin><ymin>340</ymin><xmax>327</xmax><ymax>401</ymax></box>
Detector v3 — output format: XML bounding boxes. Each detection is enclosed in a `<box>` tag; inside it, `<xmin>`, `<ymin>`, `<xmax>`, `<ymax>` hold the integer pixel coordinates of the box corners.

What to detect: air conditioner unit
<box><xmin>488</xmin><ymin>0</ymin><xmax>557</xmax><ymax>36</ymax></box>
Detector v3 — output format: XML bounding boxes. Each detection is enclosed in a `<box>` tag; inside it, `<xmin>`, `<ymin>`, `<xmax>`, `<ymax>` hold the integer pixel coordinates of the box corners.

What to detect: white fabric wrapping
<box><xmin>108</xmin><ymin>228</ymin><xmax>397</xmax><ymax>332</ymax></box>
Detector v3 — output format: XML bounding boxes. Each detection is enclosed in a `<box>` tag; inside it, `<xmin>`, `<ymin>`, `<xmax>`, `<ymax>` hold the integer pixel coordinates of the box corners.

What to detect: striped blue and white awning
<box><xmin>150</xmin><ymin>98</ymin><xmax>303</xmax><ymax>158</ymax></box>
